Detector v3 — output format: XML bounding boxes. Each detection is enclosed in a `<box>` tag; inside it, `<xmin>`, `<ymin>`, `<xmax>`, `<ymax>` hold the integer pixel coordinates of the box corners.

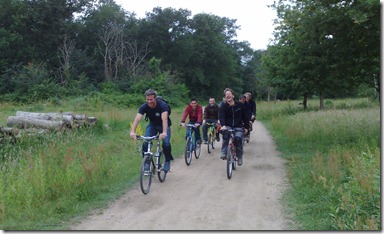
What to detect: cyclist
<box><xmin>202</xmin><ymin>97</ymin><xmax>220</xmax><ymax>144</ymax></box>
<box><xmin>238</xmin><ymin>94</ymin><xmax>246</xmax><ymax>104</ymax></box>
<box><xmin>219</xmin><ymin>88</ymin><xmax>249</xmax><ymax>166</ymax></box>
<box><xmin>130</xmin><ymin>89</ymin><xmax>173</xmax><ymax>172</ymax></box>
<box><xmin>180</xmin><ymin>98</ymin><xmax>203</xmax><ymax>145</ymax></box>
<box><xmin>244</xmin><ymin>92</ymin><xmax>256</xmax><ymax>142</ymax></box>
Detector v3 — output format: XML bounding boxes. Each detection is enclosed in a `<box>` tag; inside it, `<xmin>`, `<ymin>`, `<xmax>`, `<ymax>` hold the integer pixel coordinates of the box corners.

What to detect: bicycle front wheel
<box><xmin>185</xmin><ymin>138</ymin><xmax>192</xmax><ymax>165</ymax></box>
<box><xmin>207</xmin><ymin>132</ymin><xmax>212</xmax><ymax>154</ymax></box>
<box><xmin>157</xmin><ymin>152</ymin><xmax>166</xmax><ymax>182</ymax></box>
<box><xmin>194</xmin><ymin>141</ymin><xmax>201</xmax><ymax>159</ymax></box>
<box><xmin>227</xmin><ymin>151</ymin><xmax>232</xmax><ymax>179</ymax></box>
<box><xmin>140</xmin><ymin>155</ymin><xmax>152</xmax><ymax>194</ymax></box>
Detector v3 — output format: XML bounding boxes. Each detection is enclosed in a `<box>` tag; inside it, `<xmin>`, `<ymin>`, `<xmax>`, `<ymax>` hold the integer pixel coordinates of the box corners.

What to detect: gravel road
<box><xmin>70</xmin><ymin>120</ymin><xmax>292</xmax><ymax>231</ymax></box>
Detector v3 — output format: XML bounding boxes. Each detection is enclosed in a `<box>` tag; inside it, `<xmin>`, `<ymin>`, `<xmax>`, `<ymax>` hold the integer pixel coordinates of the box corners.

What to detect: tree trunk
<box><xmin>319</xmin><ymin>91</ymin><xmax>325</xmax><ymax>110</ymax></box>
<box><xmin>302</xmin><ymin>93</ymin><xmax>308</xmax><ymax>110</ymax></box>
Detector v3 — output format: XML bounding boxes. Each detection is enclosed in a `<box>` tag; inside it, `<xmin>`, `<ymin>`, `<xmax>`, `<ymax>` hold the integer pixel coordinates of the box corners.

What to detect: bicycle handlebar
<box><xmin>220</xmin><ymin>129</ymin><xmax>235</xmax><ymax>133</ymax></box>
<box><xmin>136</xmin><ymin>135</ymin><xmax>160</xmax><ymax>141</ymax></box>
<box><xmin>180</xmin><ymin>123</ymin><xmax>198</xmax><ymax>128</ymax></box>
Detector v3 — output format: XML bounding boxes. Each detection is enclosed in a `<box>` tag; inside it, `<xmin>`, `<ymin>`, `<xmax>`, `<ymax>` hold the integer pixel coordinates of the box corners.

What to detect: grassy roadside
<box><xmin>257</xmin><ymin>98</ymin><xmax>380</xmax><ymax>230</ymax></box>
<box><xmin>0</xmin><ymin>97</ymin><xmax>380</xmax><ymax>230</ymax></box>
<box><xmin>0</xmin><ymin>99</ymin><xmax>187</xmax><ymax>230</ymax></box>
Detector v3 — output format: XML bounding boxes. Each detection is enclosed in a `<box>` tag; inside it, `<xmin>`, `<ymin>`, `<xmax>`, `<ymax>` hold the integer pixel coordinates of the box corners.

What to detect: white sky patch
<box><xmin>115</xmin><ymin>0</ymin><xmax>277</xmax><ymax>50</ymax></box>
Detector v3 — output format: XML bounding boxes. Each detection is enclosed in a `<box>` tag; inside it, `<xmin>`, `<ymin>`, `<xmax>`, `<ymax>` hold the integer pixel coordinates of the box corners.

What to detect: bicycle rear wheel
<box><xmin>140</xmin><ymin>155</ymin><xmax>152</xmax><ymax>194</ymax></box>
<box><xmin>157</xmin><ymin>151</ymin><xmax>166</xmax><ymax>182</ymax></box>
<box><xmin>185</xmin><ymin>138</ymin><xmax>192</xmax><ymax>165</ymax></box>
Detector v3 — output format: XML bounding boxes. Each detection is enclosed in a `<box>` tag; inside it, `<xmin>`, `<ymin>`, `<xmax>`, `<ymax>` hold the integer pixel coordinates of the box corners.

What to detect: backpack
<box><xmin>157</xmin><ymin>96</ymin><xmax>171</xmax><ymax>116</ymax></box>
<box><xmin>144</xmin><ymin>96</ymin><xmax>171</xmax><ymax>122</ymax></box>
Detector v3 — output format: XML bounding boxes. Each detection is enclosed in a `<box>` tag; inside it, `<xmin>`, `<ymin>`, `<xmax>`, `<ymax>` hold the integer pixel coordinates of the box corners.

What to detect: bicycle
<box><xmin>206</xmin><ymin>122</ymin><xmax>216</xmax><ymax>154</ymax></box>
<box><xmin>221</xmin><ymin>129</ymin><xmax>237</xmax><ymax>179</ymax></box>
<box><xmin>244</xmin><ymin>117</ymin><xmax>255</xmax><ymax>143</ymax></box>
<box><xmin>182</xmin><ymin>123</ymin><xmax>201</xmax><ymax>166</ymax></box>
<box><xmin>136</xmin><ymin>134</ymin><xmax>167</xmax><ymax>194</ymax></box>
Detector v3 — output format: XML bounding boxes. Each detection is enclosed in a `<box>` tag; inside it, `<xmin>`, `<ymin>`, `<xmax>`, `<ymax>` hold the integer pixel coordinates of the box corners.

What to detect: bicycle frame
<box><xmin>185</xmin><ymin>124</ymin><xmax>196</xmax><ymax>150</ymax></box>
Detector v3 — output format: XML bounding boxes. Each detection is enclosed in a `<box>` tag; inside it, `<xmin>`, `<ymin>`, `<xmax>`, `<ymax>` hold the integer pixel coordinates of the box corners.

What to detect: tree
<box><xmin>264</xmin><ymin>0</ymin><xmax>380</xmax><ymax>109</ymax></box>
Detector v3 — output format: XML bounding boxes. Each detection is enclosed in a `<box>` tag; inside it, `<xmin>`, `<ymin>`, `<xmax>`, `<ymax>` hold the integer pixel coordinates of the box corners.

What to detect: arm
<box><xmin>160</xmin><ymin>111</ymin><xmax>168</xmax><ymax>139</ymax></box>
<box><xmin>219</xmin><ymin>104</ymin><xmax>226</xmax><ymax>130</ymax></box>
<box><xmin>215</xmin><ymin>106</ymin><xmax>220</xmax><ymax>124</ymax></box>
<box><xmin>242</xmin><ymin>104</ymin><xmax>250</xmax><ymax>130</ymax></box>
<box><xmin>251</xmin><ymin>100</ymin><xmax>256</xmax><ymax>118</ymax></box>
<box><xmin>130</xmin><ymin>113</ymin><xmax>143</xmax><ymax>140</ymax></box>
<box><xmin>197</xmin><ymin>105</ymin><xmax>203</xmax><ymax>125</ymax></box>
<box><xmin>203</xmin><ymin>106</ymin><xmax>207</xmax><ymax>124</ymax></box>
<box><xmin>181</xmin><ymin>105</ymin><xmax>189</xmax><ymax>123</ymax></box>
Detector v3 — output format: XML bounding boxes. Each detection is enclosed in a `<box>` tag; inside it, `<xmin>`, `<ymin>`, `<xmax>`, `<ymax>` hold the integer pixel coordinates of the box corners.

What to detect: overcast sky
<box><xmin>114</xmin><ymin>0</ymin><xmax>277</xmax><ymax>50</ymax></box>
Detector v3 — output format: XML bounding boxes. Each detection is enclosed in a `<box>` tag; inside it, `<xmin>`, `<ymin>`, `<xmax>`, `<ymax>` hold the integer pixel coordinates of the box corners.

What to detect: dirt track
<box><xmin>70</xmin><ymin>120</ymin><xmax>292</xmax><ymax>230</ymax></box>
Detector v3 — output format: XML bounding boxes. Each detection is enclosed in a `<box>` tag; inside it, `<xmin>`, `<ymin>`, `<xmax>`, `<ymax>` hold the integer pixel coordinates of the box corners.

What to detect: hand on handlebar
<box><xmin>159</xmin><ymin>132</ymin><xmax>167</xmax><ymax>139</ymax></box>
<box><xmin>130</xmin><ymin>132</ymin><xmax>137</xmax><ymax>141</ymax></box>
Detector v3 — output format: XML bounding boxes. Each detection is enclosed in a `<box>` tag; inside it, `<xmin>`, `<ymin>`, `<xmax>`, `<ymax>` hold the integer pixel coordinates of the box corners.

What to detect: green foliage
<box><xmin>0</xmin><ymin>0</ymin><xmax>380</xmax><ymax>105</ymax></box>
<box><xmin>264</xmin><ymin>0</ymin><xmax>380</xmax><ymax>100</ymax></box>
<box><xmin>5</xmin><ymin>63</ymin><xmax>62</xmax><ymax>103</ymax></box>
<box><xmin>259</xmin><ymin>98</ymin><xmax>380</xmax><ymax>230</ymax></box>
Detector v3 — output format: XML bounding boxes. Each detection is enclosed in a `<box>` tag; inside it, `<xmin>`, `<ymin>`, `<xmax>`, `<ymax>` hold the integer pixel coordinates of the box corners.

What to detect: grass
<box><xmin>0</xmin><ymin>98</ymin><xmax>186</xmax><ymax>230</ymax></box>
<box><xmin>0</xmin><ymin>97</ymin><xmax>380</xmax><ymax>230</ymax></box>
<box><xmin>257</xmin><ymin>97</ymin><xmax>380</xmax><ymax>230</ymax></box>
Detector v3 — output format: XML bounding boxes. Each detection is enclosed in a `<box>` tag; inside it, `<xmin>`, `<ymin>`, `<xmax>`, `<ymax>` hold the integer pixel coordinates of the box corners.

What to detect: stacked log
<box><xmin>6</xmin><ymin>111</ymin><xmax>98</xmax><ymax>130</ymax></box>
<box><xmin>1</xmin><ymin>111</ymin><xmax>98</xmax><ymax>144</ymax></box>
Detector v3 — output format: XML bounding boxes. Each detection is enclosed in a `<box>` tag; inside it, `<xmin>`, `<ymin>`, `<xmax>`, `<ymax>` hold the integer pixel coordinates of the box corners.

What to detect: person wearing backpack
<box><xmin>130</xmin><ymin>89</ymin><xmax>173</xmax><ymax>172</ymax></box>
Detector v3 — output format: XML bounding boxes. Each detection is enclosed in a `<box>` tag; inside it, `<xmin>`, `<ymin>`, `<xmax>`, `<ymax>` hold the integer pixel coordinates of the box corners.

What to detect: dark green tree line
<box><xmin>262</xmin><ymin>0</ymin><xmax>380</xmax><ymax>108</ymax></box>
<box><xmin>0</xmin><ymin>0</ymin><xmax>257</xmax><ymax>104</ymax></box>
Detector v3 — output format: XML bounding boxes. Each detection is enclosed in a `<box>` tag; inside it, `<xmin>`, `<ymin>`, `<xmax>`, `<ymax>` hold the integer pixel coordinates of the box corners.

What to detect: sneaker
<box><xmin>238</xmin><ymin>157</ymin><xmax>243</xmax><ymax>166</ymax></box>
<box><xmin>216</xmin><ymin>136</ymin><xmax>220</xmax><ymax>142</ymax></box>
<box><xmin>163</xmin><ymin>161</ymin><xmax>170</xmax><ymax>172</ymax></box>
<box><xmin>203</xmin><ymin>140</ymin><xmax>208</xmax><ymax>144</ymax></box>
<box><xmin>196</xmin><ymin>139</ymin><xmax>202</xmax><ymax>145</ymax></box>
<box><xmin>220</xmin><ymin>154</ymin><xmax>226</xmax><ymax>160</ymax></box>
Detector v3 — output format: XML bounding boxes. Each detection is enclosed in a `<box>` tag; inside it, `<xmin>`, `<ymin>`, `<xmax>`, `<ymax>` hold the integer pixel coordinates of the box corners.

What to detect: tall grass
<box><xmin>0</xmin><ymin>98</ymin><xmax>186</xmax><ymax>230</ymax></box>
<box><xmin>0</xmin><ymin>97</ymin><xmax>379</xmax><ymax>230</ymax></box>
<box><xmin>258</xmin><ymin>98</ymin><xmax>380</xmax><ymax>230</ymax></box>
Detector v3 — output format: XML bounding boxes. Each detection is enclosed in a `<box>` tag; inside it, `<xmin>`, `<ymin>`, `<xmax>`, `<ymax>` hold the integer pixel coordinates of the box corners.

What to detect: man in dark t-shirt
<box><xmin>130</xmin><ymin>89</ymin><xmax>173</xmax><ymax>172</ymax></box>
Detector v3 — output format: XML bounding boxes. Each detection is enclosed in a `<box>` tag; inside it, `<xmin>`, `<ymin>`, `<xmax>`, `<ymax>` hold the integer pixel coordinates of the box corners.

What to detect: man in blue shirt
<box><xmin>130</xmin><ymin>89</ymin><xmax>173</xmax><ymax>172</ymax></box>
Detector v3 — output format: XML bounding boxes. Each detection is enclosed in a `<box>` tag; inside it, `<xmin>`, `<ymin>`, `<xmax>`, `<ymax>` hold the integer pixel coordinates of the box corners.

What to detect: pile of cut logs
<box><xmin>0</xmin><ymin>111</ymin><xmax>98</xmax><ymax>144</ymax></box>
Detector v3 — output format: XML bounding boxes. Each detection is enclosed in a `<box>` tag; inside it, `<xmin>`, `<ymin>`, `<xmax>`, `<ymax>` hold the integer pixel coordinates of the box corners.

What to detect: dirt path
<box><xmin>70</xmin><ymin>120</ymin><xmax>291</xmax><ymax>230</ymax></box>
